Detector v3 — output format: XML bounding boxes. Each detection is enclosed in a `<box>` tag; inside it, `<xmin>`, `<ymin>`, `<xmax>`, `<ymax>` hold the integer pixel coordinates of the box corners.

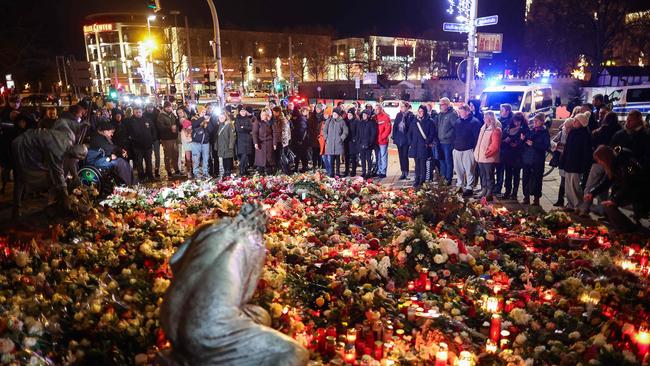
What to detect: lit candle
<box><xmin>347</xmin><ymin>328</ymin><xmax>357</xmax><ymax>344</ymax></box>
<box><xmin>493</xmin><ymin>284</ymin><xmax>501</xmax><ymax>294</ymax></box>
<box><xmin>457</xmin><ymin>351</ymin><xmax>474</xmax><ymax>366</ymax></box>
<box><xmin>407</xmin><ymin>281</ymin><xmax>415</xmax><ymax>291</ymax></box>
<box><xmin>636</xmin><ymin>326</ymin><xmax>650</xmax><ymax>359</ymax></box>
<box><xmin>597</xmin><ymin>236</ymin><xmax>605</xmax><ymax>245</ymax></box>
<box><xmin>420</xmin><ymin>268</ymin><xmax>429</xmax><ymax>283</ymax></box>
<box><xmin>425</xmin><ymin>279</ymin><xmax>432</xmax><ymax>291</ymax></box>
<box><xmin>567</xmin><ymin>227</ymin><xmax>575</xmax><ymax>236</ymax></box>
<box><xmin>490</xmin><ymin>314</ymin><xmax>502</xmax><ymax>342</ymax></box>
<box><xmin>344</xmin><ymin>345</ymin><xmax>356</xmax><ymax>364</ymax></box>
<box><xmin>485</xmin><ymin>339</ymin><xmax>498</xmax><ymax>354</ymax></box>
<box><xmin>500</xmin><ymin>330</ymin><xmax>510</xmax><ymax>349</ymax></box>
<box><xmin>620</xmin><ymin>259</ymin><xmax>637</xmax><ymax>271</ymax></box>
<box><xmin>435</xmin><ymin>343</ymin><xmax>448</xmax><ymax>366</ymax></box>
<box><xmin>641</xmin><ymin>254</ymin><xmax>649</xmax><ymax>268</ymax></box>
<box><xmin>486</xmin><ymin>296</ymin><xmax>499</xmax><ymax>313</ymax></box>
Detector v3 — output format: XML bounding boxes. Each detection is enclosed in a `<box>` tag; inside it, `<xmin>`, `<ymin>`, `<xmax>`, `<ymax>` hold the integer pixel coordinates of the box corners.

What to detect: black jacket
<box><xmin>144</xmin><ymin>110</ymin><xmax>159</xmax><ymax>140</ymax></box>
<box><xmin>522</xmin><ymin>126</ymin><xmax>550</xmax><ymax>165</ymax></box>
<box><xmin>592</xmin><ymin>121</ymin><xmax>621</xmax><ymax>148</ymax></box>
<box><xmin>560</xmin><ymin>126</ymin><xmax>592</xmax><ymax>173</ymax></box>
<box><xmin>126</xmin><ymin>116</ymin><xmax>155</xmax><ymax>149</ymax></box>
<box><xmin>235</xmin><ymin>115</ymin><xmax>254</xmax><ymax>155</ymax></box>
<box><xmin>307</xmin><ymin>112</ymin><xmax>324</xmax><ymax>148</ymax></box>
<box><xmin>346</xmin><ymin>118</ymin><xmax>360</xmax><ymax>154</ymax></box>
<box><xmin>610</xmin><ymin>128</ymin><xmax>650</xmax><ymax>168</ymax></box>
<box><xmin>452</xmin><ymin>114</ymin><xmax>480</xmax><ymax>151</ymax></box>
<box><xmin>392</xmin><ymin>111</ymin><xmax>413</xmax><ymax>147</ymax></box>
<box><xmin>290</xmin><ymin>114</ymin><xmax>308</xmax><ymax>147</ymax></box>
<box><xmin>89</xmin><ymin>131</ymin><xmax>118</xmax><ymax>155</ymax></box>
<box><xmin>356</xmin><ymin>119</ymin><xmax>377</xmax><ymax>151</ymax></box>
<box><xmin>191</xmin><ymin>115</ymin><xmax>216</xmax><ymax>144</ymax></box>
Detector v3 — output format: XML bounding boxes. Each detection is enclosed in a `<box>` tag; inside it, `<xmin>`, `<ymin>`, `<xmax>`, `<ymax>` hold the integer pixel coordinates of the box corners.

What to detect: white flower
<box><xmin>377</xmin><ymin>256</ymin><xmax>391</xmax><ymax>278</ymax></box>
<box><xmin>14</xmin><ymin>250</ymin><xmax>30</xmax><ymax>268</ymax></box>
<box><xmin>438</xmin><ymin>238</ymin><xmax>459</xmax><ymax>256</ymax></box>
<box><xmin>515</xmin><ymin>333</ymin><xmax>528</xmax><ymax>345</ymax></box>
<box><xmin>509</xmin><ymin>308</ymin><xmax>532</xmax><ymax>325</ymax></box>
<box><xmin>433</xmin><ymin>254</ymin><xmax>445</xmax><ymax>264</ymax></box>
<box><xmin>0</xmin><ymin>338</ymin><xmax>15</xmax><ymax>354</ymax></box>
<box><xmin>569</xmin><ymin>331</ymin><xmax>581</xmax><ymax>340</ymax></box>
<box><xmin>23</xmin><ymin>337</ymin><xmax>37</xmax><ymax>348</ymax></box>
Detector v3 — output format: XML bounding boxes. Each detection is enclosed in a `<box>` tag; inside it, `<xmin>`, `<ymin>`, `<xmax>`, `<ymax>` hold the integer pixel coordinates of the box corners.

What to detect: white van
<box><xmin>479</xmin><ymin>83</ymin><xmax>555</xmax><ymax>121</ymax></box>
<box><xmin>608</xmin><ymin>84</ymin><xmax>650</xmax><ymax>123</ymax></box>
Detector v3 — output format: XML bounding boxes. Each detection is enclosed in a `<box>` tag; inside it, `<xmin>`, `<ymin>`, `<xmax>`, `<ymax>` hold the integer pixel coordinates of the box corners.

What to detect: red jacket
<box><xmin>375</xmin><ymin>112</ymin><xmax>392</xmax><ymax>145</ymax></box>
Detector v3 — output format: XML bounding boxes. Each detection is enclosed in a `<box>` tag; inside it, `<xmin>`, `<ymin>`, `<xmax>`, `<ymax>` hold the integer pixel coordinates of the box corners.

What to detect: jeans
<box><xmin>478</xmin><ymin>162</ymin><xmax>496</xmax><ymax>196</ymax></box>
<box><xmin>152</xmin><ymin>140</ymin><xmax>161</xmax><ymax>174</ymax></box>
<box><xmin>439</xmin><ymin>143</ymin><xmax>454</xmax><ymax>183</ymax></box>
<box><xmin>359</xmin><ymin>149</ymin><xmax>372</xmax><ymax>176</ymax></box>
<box><xmin>219</xmin><ymin>157</ymin><xmax>233</xmax><ymax>177</ymax></box>
<box><xmin>322</xmin><ymin>155</ymin><xmax>331</xmax><ymax>175</ymax></box>
<box><xmin>504</xmin><ymin>164</ymin><xmax>521</xmax><ymax>198</ymax></box>
<box><xmin>133</xmin><ymin>147</ymin><xmax>153</xmax><ymax>181</ymax></box>
<box><xmin>328</xmin><ymin>155</ymin><xmax>340</xmax><ymax>176</ymax></box>
<box><xmin>191</xmin><ymin>142</ymin><xmax>210</xmax><ymax>177</ymax></box>
<box><xmin>414</xmin><ymin>158</ymin><xmax>428</xmax><ymax>187</ymax></box>
<box><xmin>522</xmin><ymin>161</ymin><xmax>544</xmax><ymax>198</ymax></box>
<box><xmin>378</xmin><ymin>144</ymin><xmax>388</xmax><ymax>175</ymax></box>
<box><xmin>397</xmin><ymin>144</ymin><xmax>409</xmax><ymax>174</ymax></box>
<box><xmin>495</xmin><ymin>162</ymin><xmax>505</xmax><ymax>194</ymax></box>
<box><xmin>452</xmin><ymin>148</ymin><xmax>475</xmax><ymax>191</ymax></box>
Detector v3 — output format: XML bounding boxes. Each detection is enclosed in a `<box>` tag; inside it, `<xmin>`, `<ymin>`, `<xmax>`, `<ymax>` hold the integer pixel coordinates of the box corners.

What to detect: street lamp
<box><xmin>206</xmin><ymin>0</ymin><xmax>225</xmax><ymax>108</ymax></box>
<box><xmin>146</xmin><ymin>15</ymin><xmax>157</xmax><ymax>97</ymax></box>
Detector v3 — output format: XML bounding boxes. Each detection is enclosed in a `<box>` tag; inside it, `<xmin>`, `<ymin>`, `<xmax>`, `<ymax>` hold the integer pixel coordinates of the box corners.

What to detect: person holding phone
<box><xmin>190</xmin><ymin>105</ymin><xmax>216</xmax><ymax>179</ymax></box>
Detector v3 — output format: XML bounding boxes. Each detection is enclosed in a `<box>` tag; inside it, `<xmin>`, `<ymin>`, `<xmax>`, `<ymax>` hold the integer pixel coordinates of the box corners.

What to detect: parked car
<box><xmin>226</xmin><ymin>92</ymin><xmax>242</xmax><ymax>104</ymax></box>
<box><xmin>608</xmin><ymin>83</ymin><xmax>650</xmax><ymax>123</ymax></box>
<box><xmin>381</xmin><ymin>100</ymin><xmax>401</xmax><ymax>120</ymax></box>
<box><xmin>480</xmin><ymin>82</ymin><xmax>555</xmax><ymax>123</ymax></box>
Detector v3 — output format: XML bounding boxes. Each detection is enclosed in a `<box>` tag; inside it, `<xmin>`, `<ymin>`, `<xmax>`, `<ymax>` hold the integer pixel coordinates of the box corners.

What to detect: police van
<box><xmin>608</xmin><ymin>84</ymin><xmax>650</xmax><ymax>123</ymax></box>
<box><xmin>479</xmin><ymin>82</ymin><xmax>555</xmax><ymax>123</ymax></box>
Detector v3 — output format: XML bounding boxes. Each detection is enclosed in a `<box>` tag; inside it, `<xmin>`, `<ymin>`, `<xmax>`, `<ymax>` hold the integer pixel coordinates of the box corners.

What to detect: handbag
<box><xmin>549</xmin><ymin>150</ymin><xmax>561</xmax><ymax>167</ymax></box>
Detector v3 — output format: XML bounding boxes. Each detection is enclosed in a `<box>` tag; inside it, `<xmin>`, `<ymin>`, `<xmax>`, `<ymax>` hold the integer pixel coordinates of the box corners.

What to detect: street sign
<box><xmin>362</xmin><ymin>72</ymin><xmax>377</xmax><ymax>85</ymax></box>
<box><xmin>443</xmin><ymin>22</ymin><xmax>469</xmax><ymax>33</ymax></box>
<box><xmin>477</xmin><ymin>33</ymin><xmax>503</xmax><ymax>53</ymax></box>
<box><xmin>354</xmin><ymin>76</ymin><xmax>360</xmax><ymax>89</ymax></box>
<box><xmin>475</xmin><ymin>15</ymin><xmax>499</xmax><ymax>27</ymax></box>
<box><xmin>475</xmin><ymin>52</ymin><xmax>493</xmax><ymax>59</ymax></box>
<box><xmin>449</xmin><ymin>49</ymin><xmax>468</xmax><ymax>58</ymax></box>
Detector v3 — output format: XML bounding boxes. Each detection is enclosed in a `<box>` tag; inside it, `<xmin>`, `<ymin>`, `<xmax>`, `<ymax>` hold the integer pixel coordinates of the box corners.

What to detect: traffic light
<box><xmin>248</xmin><ymin>57</ymin><xmax>253</xmax><ymax>66</ymax></box>
<box><xmin>108</xmin><ymin>87</ymin><xmax>118</xmax><ymax>101</ymax></box>
<box><xmin>147</xmin><ymin>0</ymin><xmax>161</xmax><ymax>12</ymax></box>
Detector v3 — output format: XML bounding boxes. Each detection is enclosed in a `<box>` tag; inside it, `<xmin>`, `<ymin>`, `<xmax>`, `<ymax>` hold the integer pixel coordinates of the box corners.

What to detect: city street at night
<box><xmin>0</xmin><ymin>1</ymin><xmax>649</xmax><ymax>365</ymax></box>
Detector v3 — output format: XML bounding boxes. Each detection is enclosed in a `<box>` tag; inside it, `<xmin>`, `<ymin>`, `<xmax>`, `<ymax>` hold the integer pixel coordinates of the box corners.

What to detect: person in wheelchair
<box><xmin>87</xmin><ymin>121</ymin><xmax>134</xmax><ymax>185</ymax></box>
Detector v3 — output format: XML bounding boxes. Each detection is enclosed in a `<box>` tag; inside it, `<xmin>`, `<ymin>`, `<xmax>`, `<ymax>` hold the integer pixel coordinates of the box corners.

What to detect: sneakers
<box><xmin>399</xmin><ymin>173</ymin><xmax>408</xmax><ymax>180</ymax></box>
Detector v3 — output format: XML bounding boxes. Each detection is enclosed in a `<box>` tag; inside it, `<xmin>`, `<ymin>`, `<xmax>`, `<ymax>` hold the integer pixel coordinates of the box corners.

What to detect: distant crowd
<box><xmin>1</xmin><ymin>93</ymin><xmax>648</xmax><ymax>231</ymax></box>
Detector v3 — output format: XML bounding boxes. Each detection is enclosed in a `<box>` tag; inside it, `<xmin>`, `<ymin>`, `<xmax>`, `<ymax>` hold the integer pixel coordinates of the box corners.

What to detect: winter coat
<box><xmin>279</xmin><ymin>117</ymin><xmax>291</xmax><ymax>148</ymax></box>
<box><xmin>408</xmin><ymin>116</ymin><xmax>435</xmax><ymax>159</ymax></box>
<box><xmin>522</xmin><ymin>126</ymin><xmax>550</xmax><ymax>166</ymax></box>
<box><xmin>474</xmin><ymin>123</ymin><xmax>502</xmax><ymax>163</ymax></box>
<box><xmin>610</xmin><ymin>128</ymin><xmax>650</xmax><ymax>168</ymax></box>
<box><xmin>235</xmin><ymin>115</ymin><xmax>254</xmax><ymax>156</ymax></box>
<box><xmin>144</xmin><ymin>110</ymin><xmax>159</xmax><ymax>141</ymax></box>
<box><xmin>501</xmin><ymin>124</ymin><xmax>524</xmax><ymax>167</ymax></box>
<box><xmin>356</xmin><ymin>119</ymin><xmax>377</xmax><ymax>152</ymax></box>
<box><xmin>437</xmin><ymin>108</ymin><xmax>458</xmax><ymax>144</ymax></box>
<box><xmin>290</xmin><ymin>115</ymin><xmax>308</xmax><ymax>148</ymax></box>
<box><xmin>498</xmin><ymin>113</ymin><xmax>513</xmax><ymax>132</ymax></box>
<box><xmin>392</xmin><ymin>111</ymin><xmax>413</xmax><ymax>147</ymax></box>
<box><xmin>156</xmin><ymin>111</ymin><xmax>179</xmax><ymax>141</ymax></box>
<box><xmin>452</xmin><ymin>114</ymin><xmax>481</xmax><ymax>152</ymax></box>
<box><xmin>191</xmin><ymin>116</ymin><xmax>216</xmax><ymax>144</ymax></box>
<box><xmin>591</xmin><ymin>120</ymin><xmax>621</xmax><ymax>148</ymax></box>
<box><xmin>347</xmin><ymin>118</ymin><xmax>360</xmax><ymax>155</ymax></box>
<box><xmin>252</xmin><ymin>118</ymin><xmax>278</xmax><ymax>167</ymax></box>
<box><xmin>89</xmin><ymin>131</ymin><xmax>118</xmax><ymax>156</ymax></box>
<box><xmin>375</xmin><ymin>112</ymin><xmax>392</xmax><ymax>145</ymax></box>
<box><xmin>560</xmin><ymin>126</ymin><xmax>593</xmax><ymax>174</ymax></box>
<box><xmin>324</xmin><ymin>116</ymin><xmax>349</xmax><ymax>155</ymax></box>
<box><xmin>214</xmin><ymin>121</ymin><xmax>236</xmax><ymax>159</ymax></box>
<box><xmin>307</xmin><ymin>112</ymin><xmax>325</xmax><ymax>148</ymax></box>
<box><xmin>126</xmin><ymin>116</ymin><xmax>155</xmax><ymax>149</ymax></box>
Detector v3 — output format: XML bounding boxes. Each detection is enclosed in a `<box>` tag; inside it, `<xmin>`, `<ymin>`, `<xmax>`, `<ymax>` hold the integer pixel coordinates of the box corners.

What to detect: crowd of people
<box><xmin>0</xmin><ymin>92</ymin><xmax>648</xmax><ymax>231</ymax></box>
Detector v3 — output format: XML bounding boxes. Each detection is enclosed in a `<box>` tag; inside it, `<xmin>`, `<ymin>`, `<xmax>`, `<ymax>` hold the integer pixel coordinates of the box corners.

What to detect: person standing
<box><xmin>345</xmin><ymin>108</ymin><xmax>360</xmax><ymax>177</ymax></box>
<box><xmin>521</xmin><ymin>113</ymin><xmax>551</xmax><ymax>206</ymax></box>
<box><xmin>436</xmin><ymin>98</ymin><xmax>457</xmax><ymax>184</ymax></box>
<box><xmin>452</xmin><ymin>104</ymin><xmax>481</xmax><ymax>197</ymax></box>
<box><xmin>392</xmin><ymin>101</ymin><xmax>413</xmax><ymax>180</ymax></box>
<box><xmin>178</xmin><ymin>107</ymin><xmax>193</xmax><ymax>178</ymax></box>
<box><xmin>126</xmin><ymin>105</ymin><xmax>156</xmax><ymax>182</ymax></box>
<box><xmin>307</xmin><ymin>103</ymin><xmax>325</xmax><ymax>170</ymax></box>
<box><xmin>190</xmin><ymin>106</ymin><xmax>216</xmax><ymax>179</ymax></box>
<box><xmin>501</xmin><ymin>112</ymin><xmax>526</xmax><ymax>201</ymax></box>
<box><xmin>474</xmin><ymin>111</ymin><xmax>502</xmax><ymax>201</ymax></box>
<box><xmin>408</xmin><ymin>105</ymin><xmax>435</xmax><ymax>188</ymax></box>
<box><xmin>291</xmin><ymin>107</ymin><xmax>310</xmax><ymax>173</ymax></box>
<box><xmin>144</xmin><ymin>104</ymin><xmax>161</xmax><ymax>179</ymax></box>
<box><xmin>374</xmin><ymin>104</ymin><xmax>391</xmax><ymax>178</ymax></box>
<box><xmin>252</xmin><ymin>108</ymin><xmax>279</xmax><ymax>175</ymax></box>
<box><xmin>551</xmin><ymin>117</ymin><xmax>574</xmax><ymax>207</ymax></box>
<box><xmin>214</xmin><ymin>112</ymin><xmax>236</xmax><ymax>178</ymax></box>
<box><xmin>276</xmin><ymin>107</ymin><xmax>293</xmax><ymax>175</ymax></box>
<box><xmin>324</xmin><ymin>107</ymin><xmax>349</xmax><ymax>177</ymax></box>
<box><xmin>495</xmin><ymin>103</ymin><xmax>513</xmax><ymax>197</ymax></box>
<box><xmin>357</xmin><ymin>110</ymin><xmax>377</xmax><ymax>178</ymax></box>
<box><xmin>559</xmin><ymin>113</ymin><xmax>592</xmax><ymax>211</ymax></box>
<box><xmin>235</xmin><ymin>107</ymin><xmax>255</xmax><ymax>176</ymax></box>
<box><xmin>156</xmin><ymin>101</ymin><xmax>181</xmax><ymax>178</ymax></box>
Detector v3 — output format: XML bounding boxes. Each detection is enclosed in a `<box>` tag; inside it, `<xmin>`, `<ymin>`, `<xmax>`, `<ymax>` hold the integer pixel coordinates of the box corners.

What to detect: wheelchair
<box><xmin>78</xmin><ymin>164</ymin><xmax>120</xmax><ymax>198</ymax></box>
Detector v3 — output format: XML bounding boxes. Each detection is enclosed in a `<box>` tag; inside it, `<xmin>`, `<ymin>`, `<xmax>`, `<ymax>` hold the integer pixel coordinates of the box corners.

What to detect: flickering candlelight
<box><xmin>347</xmin><ymin>328</ymin><xmax>357</xmax><ymax>344</ymax></box>
<box><xmin>620</xmin><ymin>259</ymin><xmax>637</xmax><ymax>271</ymax></box>
<box><xmin>485</xmin><ymin>339</ymin><xmax>498</xmax><ymax>354</ymax></box>
<box><xmin>567</xmin><ymin>227</ymin><xmax>575</xmax><ymax>236</ymax></box>
<box><xmin>490</xmin><ymin>314</ymin><xmax>501</xmax><ymax>342</ymax></box>
<box><xmin>597</xmin><ymin>236</ymin><xmax>605</xmax><ymax>245</ymax></box>
<box><xmin>457</xmin><ymin>351</ymin><xmax>474</xmax><ymax>366</ymax></box>
<box><xmin>435</xmin><ymin>343</ymin><xmax>448</xmax><ymax>366</ymax></box>
<box><xmin>407</xmin><ymin>281</ymin><xmax>415</xmax><ymax>291</ymax></box>
<box><xmin>420</xmin><ymin>268</ymin><xmax>429</xmax><ymax>283</ymax></box>
<box><xmin>485</xmin><ymin>296</ymin><xmax>499</xmax><ymax>313</ymax></box>
<box><xmin>636</xmin><ymin>326</ymin><xmax>650</xmax><ymax>358</ymax></box>
<box><xmin>500</xmin><ymin>330</ymin><xmax>510</xmax><ymax>349</ymax></box>
<box><xmin>425</xmin><ymin>279</ymin><xmax>432</xmax><ymax>291</ymax></box>
<box><xmin>344</xmin><ymin>345</ymin><xmax>356</xmax><ymax>364</ymax></box>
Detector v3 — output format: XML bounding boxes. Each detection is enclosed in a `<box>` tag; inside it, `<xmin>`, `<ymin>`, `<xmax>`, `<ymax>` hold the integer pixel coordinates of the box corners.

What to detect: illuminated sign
<box><xmin>83</xmin><ymin>24</ymin><xmax>114</xmax><ymax>33</ymax></box>
<box><xmin>477</xmin><ymin>33</ymin><xmax>503</xmax><ymax>53</ymax></box>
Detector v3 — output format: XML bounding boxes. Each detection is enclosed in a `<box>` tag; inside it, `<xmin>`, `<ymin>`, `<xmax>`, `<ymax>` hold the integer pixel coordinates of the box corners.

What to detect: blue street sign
<box><xmin>443</xmin><ymin>22</ymin><xmax>469</xmax><ymax>33</ymax></box>
<box><xmin>476</xmin><ymin>15</ymin><xmax>499</xmax><ymax>27</ymax></box>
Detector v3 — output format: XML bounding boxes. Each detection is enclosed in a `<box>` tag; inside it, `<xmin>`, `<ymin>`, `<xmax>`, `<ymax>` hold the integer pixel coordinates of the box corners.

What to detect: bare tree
<box><xmin>159</xmin><ymin>28</ymin><xmax>186</xmax><ymax>93</ymax></box>
<box><xmin>307</xmin><ymin>42</ymin><xmax>331</xmax><ymax>82</ymax></box>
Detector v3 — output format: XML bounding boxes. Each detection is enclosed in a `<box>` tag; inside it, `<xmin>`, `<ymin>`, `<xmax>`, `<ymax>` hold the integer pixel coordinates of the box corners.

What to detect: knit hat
<box><xmin>236</xmin><ymin>104</ymin><xmax>244</xmax><ymax>112</ymax></box>
<box><xmin>575</xmin><ymin>112</ymin><xmax>590</xmax><ymax>127</ymax></box>
<box><xmin>245</xmin><ymin>106</ymin><xmax>254</xmax><ymax>114</ymax></box>
<box><xmin>333</xmin><ymin>107</ymin><xmax>343</xmax><ymax>116</ymax></box>
<box><xmin>98</xmin><ymin>120</ymin><xmax>115</xmax><ymax>131</ymax></box>
<box><xmin>347</xmin><ymin>108</ymin><xmax>357</xmax><ymax>116</ymax></box>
